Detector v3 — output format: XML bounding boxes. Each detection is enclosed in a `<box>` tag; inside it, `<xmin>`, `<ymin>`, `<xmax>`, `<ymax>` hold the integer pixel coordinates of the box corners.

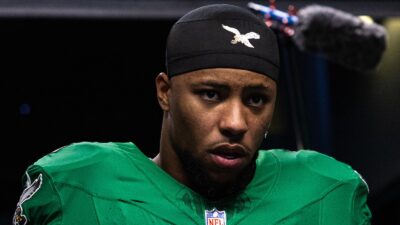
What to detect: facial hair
<box><xmin>175</xmin><ymin>146</ymin><xmax>258</xmax><ymax>201</ymax></box>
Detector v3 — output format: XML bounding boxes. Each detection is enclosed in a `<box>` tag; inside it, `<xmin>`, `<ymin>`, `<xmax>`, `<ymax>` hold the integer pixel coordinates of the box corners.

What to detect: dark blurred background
<box><xmin>1</xmin><ymin>0</ymin><xmax>399</xmax><ymax>224</ymax></box>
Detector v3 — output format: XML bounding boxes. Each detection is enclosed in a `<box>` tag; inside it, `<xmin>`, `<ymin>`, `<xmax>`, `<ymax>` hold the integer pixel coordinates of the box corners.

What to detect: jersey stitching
<box><xmin>125</xmin><ymin>155</ymin><xmax>202</xmax><ymax>225</ymax></box>
<box><xmin>319</xmin><ymin>193</ymin><xmax>323</xmax><ymax>225</ymax></box>
<box><xmin>91</xmin><ymin>194</ymin><xmax>101</xmax><ymax>225</ymax></box>
<box><xmin>55</xmin><ymin>181</ymin><xmax>175</xmax><ymax>224</ymax></box>
<box><xmin>34</xmin><ymin>167</ymin><xmax>64</xmax><ymax>225</ymax></box>
<box><xmin>274</xmin><ymin>181</ymin><xmax>345</xmax><ymax>224</ymax></box>
<box><xmin>351</xmin><ymin>178</ymin><xmax>370</xmax><ymax>225</ymax></box>
<box><xmin>51</xmin><ymin>182</ymin><xmax>119</xmax><ymax>201</ymax></box>
<box><xmin>234</xmin><ymin>151</ymin><xmax>281</xmax><ymax>225</ymax></box>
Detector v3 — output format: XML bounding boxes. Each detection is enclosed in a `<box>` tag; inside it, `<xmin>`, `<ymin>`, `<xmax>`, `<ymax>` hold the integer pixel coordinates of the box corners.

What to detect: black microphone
<box><xmin>248</xmin><ymin>2</ymin><xmax>388</xmax><ymax>72</ymax></box>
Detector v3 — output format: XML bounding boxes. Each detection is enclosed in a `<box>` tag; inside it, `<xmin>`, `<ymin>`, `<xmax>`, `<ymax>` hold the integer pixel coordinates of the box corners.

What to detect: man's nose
<box><xmin>219</xmin><ymin>101</ymin><xmax>248</xmax><ymax>139</ymax></box>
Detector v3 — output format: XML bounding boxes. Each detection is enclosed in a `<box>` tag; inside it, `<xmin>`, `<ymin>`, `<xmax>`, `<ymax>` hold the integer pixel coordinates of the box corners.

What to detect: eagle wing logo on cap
<box><xmin>222</xmin><ymin>24</ymin><xmax>260</xmax><ymax>48</ymax></box>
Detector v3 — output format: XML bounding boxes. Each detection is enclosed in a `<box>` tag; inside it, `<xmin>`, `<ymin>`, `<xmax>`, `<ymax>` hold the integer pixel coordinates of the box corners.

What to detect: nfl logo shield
<box><xmin>205</xmin><ymin>208</ymin><xmax>226</xmax><ymax>225</ymax></box>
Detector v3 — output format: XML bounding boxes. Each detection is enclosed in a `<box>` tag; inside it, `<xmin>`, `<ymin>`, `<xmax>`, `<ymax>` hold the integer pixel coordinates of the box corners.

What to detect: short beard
<box><xmin>175</xmin><ymin>147</ymin><xmax>258</xmax><ymax>201</ymax></box>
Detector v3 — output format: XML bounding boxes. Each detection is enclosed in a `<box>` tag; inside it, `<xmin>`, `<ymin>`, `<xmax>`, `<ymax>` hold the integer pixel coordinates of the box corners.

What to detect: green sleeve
<box><xmin>13</xmin><ymin>165</ymin><xmax>62</xmax><ymax>225</ymax></box>
<box><xmin>321</xmin><ymin>175</ymin><xmax>372</xmax><ymax>225</ymax></box>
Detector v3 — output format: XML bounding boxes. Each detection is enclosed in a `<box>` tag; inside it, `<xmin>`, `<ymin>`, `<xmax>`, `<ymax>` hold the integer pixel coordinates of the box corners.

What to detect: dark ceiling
<box><xmin>0</xmin><ymin>0</ymin><xmax>399</xmax><ymax>19</ymax></box>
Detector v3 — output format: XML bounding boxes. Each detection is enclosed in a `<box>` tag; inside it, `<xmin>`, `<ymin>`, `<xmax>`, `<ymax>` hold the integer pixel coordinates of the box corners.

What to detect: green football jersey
<box><xmin>14</xmin><ymin>142</ymin><xmax>371</xmax><ymax>225</ymax></box>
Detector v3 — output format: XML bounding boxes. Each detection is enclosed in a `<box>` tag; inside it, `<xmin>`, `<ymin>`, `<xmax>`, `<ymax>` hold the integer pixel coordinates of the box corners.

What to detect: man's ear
<box><xmin>155</xmin><ymin>72</ymin><xmax>171</xmax><ymax>111</ymax></box>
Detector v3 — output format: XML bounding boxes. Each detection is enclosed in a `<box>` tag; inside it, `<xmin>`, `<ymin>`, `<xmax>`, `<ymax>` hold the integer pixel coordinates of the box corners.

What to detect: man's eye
<box><xmin>247</xmin><ymin>95</ymin><xmax>266</xmax><ymax>107</ymax></box>
<box><xmin>201</xmin><ymin>90</ymin><xmax>219</xmax><ymax>101</ymax></box>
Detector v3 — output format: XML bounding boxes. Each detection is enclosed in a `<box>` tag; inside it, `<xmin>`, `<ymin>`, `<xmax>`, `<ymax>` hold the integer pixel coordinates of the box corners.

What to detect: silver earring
<box><xmin>264</xmin><ymin>131</ymin><xmax>268</xmax><ymax>139</ymax></box>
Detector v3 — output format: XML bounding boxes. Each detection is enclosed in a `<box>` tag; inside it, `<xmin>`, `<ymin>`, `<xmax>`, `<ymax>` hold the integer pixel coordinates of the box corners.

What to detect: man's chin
<box><xmin>175</xmin><ymin>147</ymin><xmax>258</xmax><ymax>200</ymax></box>
<box><xmin>207</xmin><ymin>171</ymin><xmax>240</xmax><ymax>186</ymax></box>
<box><xmin>191</xmin><ymin>163</ymin><xmax>256</xmax><ymax>200</ymax></box>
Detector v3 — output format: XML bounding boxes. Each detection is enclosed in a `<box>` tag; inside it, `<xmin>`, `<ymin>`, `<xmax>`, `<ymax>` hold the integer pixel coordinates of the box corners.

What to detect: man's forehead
<box><xmin>187</xmin><ymin>68</ymin><xmax>271</xmax><ymax>80</ymax></box>
<box><xmin>174</xmin><ymin>68</ymin><xmax>276</xmax><ymax>88</ymax></box>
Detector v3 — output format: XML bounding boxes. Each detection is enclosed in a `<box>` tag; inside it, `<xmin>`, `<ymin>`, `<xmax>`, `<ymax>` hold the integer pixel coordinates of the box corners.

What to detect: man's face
<box><xmin>165</xmin><ymin>68</ymin><xmax>277</xmax><ymax>188</ymax></box>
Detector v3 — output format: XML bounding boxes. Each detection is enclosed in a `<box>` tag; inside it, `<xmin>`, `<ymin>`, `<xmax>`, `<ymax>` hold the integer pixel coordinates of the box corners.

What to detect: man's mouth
<box><xmin>208</xmin><ymin>144</ymin><xmax>248</xmax><ymax>169</ymax></box>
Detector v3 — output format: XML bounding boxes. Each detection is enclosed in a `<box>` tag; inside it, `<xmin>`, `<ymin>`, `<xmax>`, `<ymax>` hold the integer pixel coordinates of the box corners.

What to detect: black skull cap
<box><xmin>165</xmin><ymin>4</ymin><xmax>280</xmax><ymax>81</ymax></box>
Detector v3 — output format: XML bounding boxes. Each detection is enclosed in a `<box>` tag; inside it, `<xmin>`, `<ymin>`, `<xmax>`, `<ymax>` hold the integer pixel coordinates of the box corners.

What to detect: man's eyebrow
<box><xmin>190</xmin><ymin>81</ymin><xmax>230</xmax><ymax>90</ymax></box>
<box><xmin>244</xmin><ymin>84</ymin><xmax>273</xmax><ymax>93</ymax></box>
<box><xmin>190</xmin><ymin>81</ymin><xmax>273</xmax><ymax>93</ymax></box>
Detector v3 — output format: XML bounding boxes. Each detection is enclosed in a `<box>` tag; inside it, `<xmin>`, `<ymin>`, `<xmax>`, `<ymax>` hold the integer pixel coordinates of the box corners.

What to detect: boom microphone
<box><xmin>248</xmin><ymin>2</ymin><xmax>387</xmax><ymax>72</ymax></box>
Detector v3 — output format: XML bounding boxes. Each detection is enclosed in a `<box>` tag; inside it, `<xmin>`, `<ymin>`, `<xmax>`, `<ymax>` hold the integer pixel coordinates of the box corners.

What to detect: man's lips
<box><xmin>208</xmin><ymin>144</ymin><xmax>248</xmax><ymax>169</ymax></box>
